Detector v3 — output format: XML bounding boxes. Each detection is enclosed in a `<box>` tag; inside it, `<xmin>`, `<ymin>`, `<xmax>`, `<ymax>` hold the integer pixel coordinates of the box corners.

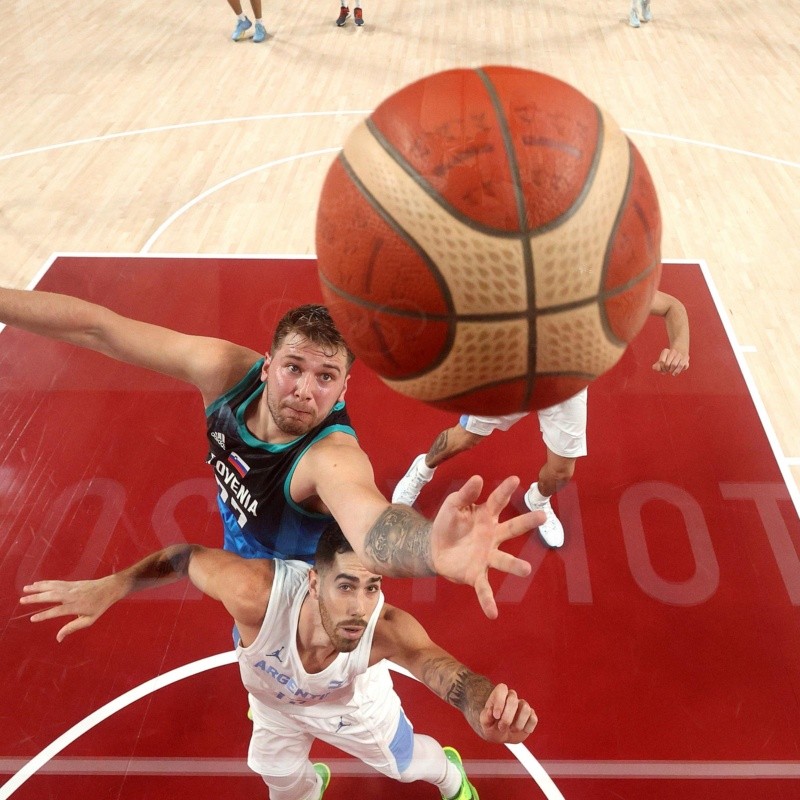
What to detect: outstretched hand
<box><xmin>19</xmin><ymin>576</ymin><xmax>124</xmax><ymax>642</ymax></box>
<box><xmin>478</xmin><ymin>683</ymin><xmax>538</xmax><ymax>744</ymax></box>
<box><xmin>429</xmin><ymin>475</ymin><xmax>544</xmax><ymax>619</ymax></box>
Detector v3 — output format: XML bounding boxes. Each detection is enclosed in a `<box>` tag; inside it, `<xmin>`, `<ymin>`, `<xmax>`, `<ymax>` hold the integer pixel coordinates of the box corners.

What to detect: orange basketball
<box><xmin>315</xmin><ymin>66</ymin><xmax>662</xmax><ymax>414</ymax></box>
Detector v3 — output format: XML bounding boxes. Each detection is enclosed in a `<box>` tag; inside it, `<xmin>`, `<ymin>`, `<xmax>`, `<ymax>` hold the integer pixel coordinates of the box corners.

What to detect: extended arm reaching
<box><xmin>650</xmin><ymin>289</ymin><xmax>690</xmax><ymax>375</ymax></box>
<box><xmin>19</xmin><ymin>545</ymin><xmax>267</xmax><ymax>643</ymax></box>
<box><xmin>0</xmin><ymin>285</ymin><xmax>259</xmax><ymax>403</ymax></box>
<box><xmin>308</xmin><ymin>439</ymin><xmax>542</xmax><ymax>618</ymax></box>
<box><xmin>19</xmin><ymin>544</ymin><xmax>197</xmax><ymax>641</ymax></box>
<box><xmin>376</xmin><ymin>606</ymin><xmax>538</xmax><ymax>743</ymax></box>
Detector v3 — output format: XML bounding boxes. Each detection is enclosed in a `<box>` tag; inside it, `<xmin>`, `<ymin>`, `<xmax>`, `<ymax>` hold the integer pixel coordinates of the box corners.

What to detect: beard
<box><xmin>266</xmin><ymin>392</ymin><xmax>317</xmax><ymax>436</ymax></box>
<box><xmin>318</xmin><ymin>598</ymin><xmax>366</xmax><ymax>653</ymax></box>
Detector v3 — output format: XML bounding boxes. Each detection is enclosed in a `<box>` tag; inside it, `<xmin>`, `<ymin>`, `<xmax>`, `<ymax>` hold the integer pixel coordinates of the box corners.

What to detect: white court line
<box><xmin>0</xmin><ymin>112</ymin><xmax>371</xmax><ymax>163</ymax></box>
<box><xmin>697</xmin><ymin>260</ymin><xmax>800</xmax><ymax>516</ymax></box>
<box><xmin>0</xmin><ymin>655</ymin><xmax>562</xmax><ymax>799</ymax></box>
<box><xmin>621</xmin><ymin>129</ymin><xmax>800</xmax><ymax>170</ymax></box>
<box><xmin>140</xmin><ymin>149</ymin><xmax>341</xmax><ymax>253</ymax></box>
<box><xmin>0</xmin><ymin>652</ymin><xmax>236</xmax><ymax>799</ymax></box>
<box><xmin>389</xmin><ymin>662</ymin><xmax>565</xmax><ymax>800</ymax></box>
<box><xmin>2</xmin><ymin>757</ymin><xmax>800</xmax><ymax>779</ymax></box>
<box><xmin>1</xmin><ymin>113</ymin><xmax>797</xmax><ymax>172</ymax></box>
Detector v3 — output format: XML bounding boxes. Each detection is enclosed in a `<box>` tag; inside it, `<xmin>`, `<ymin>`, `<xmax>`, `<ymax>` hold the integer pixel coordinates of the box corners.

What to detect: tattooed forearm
<box><xmin>364</xmin><ymin>506</ymin><xmax>435</xmax><ymax>577</ymax></box>
<box><xmin>122</xmin><ymin>545</ymin><xmax>195</xmax><ymax>588</ymax></box>
<box><xmin>421</xmin><ymin>655</ymin><xmax>493</xmax><ymax>732</ymax></box>
<box><xmin>428</xmin><ymin>430</ymin><xmax>450</xmax><ymax>462</ymax></box>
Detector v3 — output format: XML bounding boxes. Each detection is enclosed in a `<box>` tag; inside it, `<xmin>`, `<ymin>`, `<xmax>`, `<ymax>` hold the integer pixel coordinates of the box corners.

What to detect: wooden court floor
<box><xmin>1</xmin><ymin>0</ymin><xmax>799</xmax><ymax>797</ymax></box>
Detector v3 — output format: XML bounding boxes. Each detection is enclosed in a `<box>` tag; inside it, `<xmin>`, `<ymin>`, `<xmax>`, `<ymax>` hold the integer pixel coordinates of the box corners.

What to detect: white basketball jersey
<box><xmin>237</xmin><ymin>559</ymin><xmax>389</xmax><ymax>719</ymax></box>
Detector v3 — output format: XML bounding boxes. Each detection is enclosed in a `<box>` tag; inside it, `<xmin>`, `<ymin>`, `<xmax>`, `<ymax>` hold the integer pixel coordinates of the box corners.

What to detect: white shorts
<box><xmin>460</xmin><ymin>387</ymin><xmax>587</xmax><ymax>459</ymax></box>
<box><xmin>247</xmin><ymin>664</ymin><xmax>413</xmax><ymax>780</ymax></box>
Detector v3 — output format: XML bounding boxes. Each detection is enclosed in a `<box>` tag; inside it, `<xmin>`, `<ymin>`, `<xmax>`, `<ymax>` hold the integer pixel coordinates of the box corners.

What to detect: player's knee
<box><xmin>549</xmin><ymin>460</ymin><xmax>576</xmax><ymax>484</ymax></box>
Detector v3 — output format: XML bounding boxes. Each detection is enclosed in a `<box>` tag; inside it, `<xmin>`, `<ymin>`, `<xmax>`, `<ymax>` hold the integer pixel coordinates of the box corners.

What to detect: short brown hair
<box><xmin>314</xmin><ymin>522</ymin><xmax>355</xmax><ymax>571</ymax></box>
<box><xmin>271</xmin><ymin>304</ymin><xmax>355</xmax><ymax>370</ymax></box>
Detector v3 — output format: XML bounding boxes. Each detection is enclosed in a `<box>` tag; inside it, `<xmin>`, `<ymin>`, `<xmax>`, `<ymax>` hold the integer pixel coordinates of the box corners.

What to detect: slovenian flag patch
<box><xmin>228</xmin><ymin>452</ymin><xmax>250</xmax><ymax>477</ymax></box>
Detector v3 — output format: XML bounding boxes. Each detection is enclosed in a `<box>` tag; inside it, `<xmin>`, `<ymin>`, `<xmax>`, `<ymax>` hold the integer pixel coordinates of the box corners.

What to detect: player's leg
<box><xmin>248</xmin><ymin>697</ymin><xmax>328</xmax><ymax>800</ymax></box>
<box><xmin>336</xmin><ymin>3</ymin><xmax>350</xmax><ymax>25</ymax></box>
<box><xmin>228</xmin><ymin>0</ymin><xmax>253</xmax><ymax>40</ymax></box>
<box><xmin>250</xmin><ymin>0</ymin><xmax>266</xmax><ymax>41</ymax></box>
<box><xmin>629</xmin><ymin>0</ymin><xmax>641</xmax><ymax>27</ymax></box>
<box><xmin>320</xmin><ymin>704</ymin><xmax>477</xmax><ymax>798</ymax></box>
<box><xmin>392</xmin><ymin>413</ymin><xmax>527</xmax><ymax>506</ymax></box>
<box><xmin>525</xmin><ymin>389</ymin><xmax>588</xmax><ymax>548</ymax></box>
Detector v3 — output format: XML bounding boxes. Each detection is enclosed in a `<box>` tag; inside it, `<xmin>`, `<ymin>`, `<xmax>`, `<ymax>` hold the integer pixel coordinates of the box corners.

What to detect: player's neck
<box><xmin>296</xmin><ymin>596</ymin><xmax>339</xmax><ymax>673</ymax></box>
<box><xmin>243</xmin><ymin>392</ymin><xmax>289</xmax><ymax>444</ymax></box>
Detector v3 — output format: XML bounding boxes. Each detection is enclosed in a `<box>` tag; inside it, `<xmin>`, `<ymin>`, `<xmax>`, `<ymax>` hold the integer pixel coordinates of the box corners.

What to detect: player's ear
<box><xmin>308</xmin><ymin>568</ymin><xmax>320</xmax><ymax>599</ymax></box>
<box><xmin>261</xmin><ymin>354</ymin><xmax>271</xmax><ymax>381</ymax></box>
<box><xmin>338</xmin><ymin>373</ymin><xmax>351</xmax><ymax>402</ymax></box>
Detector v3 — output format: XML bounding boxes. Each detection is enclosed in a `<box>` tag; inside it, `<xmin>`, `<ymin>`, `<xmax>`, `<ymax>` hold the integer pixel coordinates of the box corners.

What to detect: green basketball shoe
<box><xmin>442</xmin><ymin>747</ymin><xmax>479</xmax><ymax>800</ymax></box>
<box><xmin>313</xmin><ymin>762</ymin><xmax>331</xmax><ymax>799</ymax></box>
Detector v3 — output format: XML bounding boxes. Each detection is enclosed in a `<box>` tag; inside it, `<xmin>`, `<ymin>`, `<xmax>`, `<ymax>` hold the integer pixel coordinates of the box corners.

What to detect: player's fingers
<box><xmin>489</xmin><ymin>549</ymin><xmax>531</xmax><ymax>578</ymax></box>
<box><xmin>56</xmin><ymin>616</ymin><xmax>92</xmax><ymax>643</ymax></box>
<box><xmin>513</xmin><ymin>701</ymin><xmax>538</xmax><ymax>733</ymax></box>
<box><xmin>486</xmin><ymin>682</ymin><xmax>509</xmax><ymax>719</ymax></box>
<box><xmin>21</xmin><ymin>580</ymin><xmax>63</xmax><ymax>598</ymax></box>
<box><xmin>450</xmin><ymin>474</ymin><xmax>483</xmax><ymax>507</ymax></box>
<box><xmin>496</xmin><ymin>510</ymin><xmax>544</xmax><ymax>544</ymax></box>
<box><xmin>473</xmin><ymin>575</ymin><xmax>498</xmax><ymax>620</ymax></box>
<box><xmin>28</xmin><ymin>605</ymin><xmax>72</xmax><ymax>623</ymax></box>
<box><xmin>483</xmin><ymin>476</ymin><xmax>520</xmax><ymax>516</ymax></box>
<box><xmin>497</xmin><ymin>688</ymin><xmax>520</xmax><ymax>727</ymax></box>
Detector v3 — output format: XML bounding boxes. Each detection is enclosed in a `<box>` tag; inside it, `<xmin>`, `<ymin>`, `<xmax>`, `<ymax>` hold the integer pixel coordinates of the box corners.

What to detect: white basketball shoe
<box><xmin>392</xmin><ymin>454</ymin><xmax>434</xmax><ymax>506</ymax></box>
<box><xmin>628</xmin><ymin>6</ymin><xmax>640</xmax><ymax>26</ymax></box>
<box><xmin>641</xmin><ymin>0</ymin><xmax>652</xmax><ymax>22</ymax></box>
<box><xmin>524</xmin><ymin>487</ymin><xmax>565</xmax><ymax>548</ymax></box>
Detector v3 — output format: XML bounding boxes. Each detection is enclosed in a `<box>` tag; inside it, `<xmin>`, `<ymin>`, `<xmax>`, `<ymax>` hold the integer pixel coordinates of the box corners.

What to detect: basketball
<box><xmin>315</xmin><ymin>66</ymin><xmax>662</xmax><ymax>414</ymax></box>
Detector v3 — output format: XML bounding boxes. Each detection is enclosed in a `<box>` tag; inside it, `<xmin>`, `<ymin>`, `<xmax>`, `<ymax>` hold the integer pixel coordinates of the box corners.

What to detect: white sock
<box><xmin>417</xmin><ymin>456</ymin><xmax>435</xmax><ymax>478</ymax></box>
<box><xmin>238</xmin><ymin>13</ymin><xmax>247</xmax><ymax>20</ymax></box>
<box><xmin>526</xmin><ymin>483</ymin><xmax>550</xmax><ymax>505</ymax></box>
<box><xmin>439</xmin><ymin>761</ymin><xmax>462</xmax><ymax>799</ymax></box>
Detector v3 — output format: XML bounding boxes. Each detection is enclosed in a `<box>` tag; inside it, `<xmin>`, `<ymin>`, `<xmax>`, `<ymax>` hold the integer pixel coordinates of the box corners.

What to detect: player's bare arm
<box><xmin>297</xmin><ymin>436</ymin><xmax>436</xmax><ymax>577</ymax></box>
<box><xmin>0</xmin><ymin>286</ymin><xmax>260</xmax><ymax>403</ymax></box>
<box><xmin>301</xmin><ymin>438</ymin><xmax>542</xmax><ymax>618</ymax></box>
<box><xmin>650</xmin><ymin>289</ymin><xmax>690</xmax><ymax>374</ymax></box>
<box><xmin>373</xmin><ymin>605</ymin><xmax>537</xmax><ymax>743</ymax></box>
<box><xmin>19</xmin><ymin>545</ymin><xmax>272</xmax><ymax>645</ymax></box>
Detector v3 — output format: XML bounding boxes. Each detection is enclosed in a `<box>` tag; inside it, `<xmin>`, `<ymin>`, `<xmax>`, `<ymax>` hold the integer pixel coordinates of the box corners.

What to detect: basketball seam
<box><xmin>331</xmin><ymin>151</ymin><xmax>459</xmax><ymax>379</ymax></box>
<box><xmin>475</xmin><ymin>67</ymin><xmax>537</xmax><ymax>413</ymax></box>
<box><xmin>597</xmin><ymin>139</ymin><xmax>659</xmax><ymax>348</ymax></box>
<box><xmin>318</xmin><ymin>269</ymin><xmax>534</xmax><ymax>323</ymax></box>
<box><xmin>363</xmin><ymin>117</ymin><xmax>527</xmax><ymax>239</ymax></box>
<box><xmin>394</xmin><ymin>370</ymin><xmax>597</xmax><ymax>409</ymax></box>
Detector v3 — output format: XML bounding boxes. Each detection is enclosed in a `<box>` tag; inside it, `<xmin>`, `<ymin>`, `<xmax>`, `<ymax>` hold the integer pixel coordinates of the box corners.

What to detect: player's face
<box><xmin>312</xmin><ymin>552</ymin><xmax>382</xmax><ymax>653</ymax></box>
<box><xmin>264</xmin><ymin>333</ymin><xmax>350</xmax><ymax>437</ymax></box>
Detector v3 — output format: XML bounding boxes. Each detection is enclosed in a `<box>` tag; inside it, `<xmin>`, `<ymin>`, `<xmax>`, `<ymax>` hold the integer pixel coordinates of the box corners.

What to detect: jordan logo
<box><xmin>265</xmin><ymin>646</ymin><xmax>285</xmax><ymax>662</ymax></box>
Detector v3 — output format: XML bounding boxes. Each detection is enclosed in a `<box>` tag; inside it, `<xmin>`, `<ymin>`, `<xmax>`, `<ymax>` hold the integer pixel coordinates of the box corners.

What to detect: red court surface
<box><xmin>1</xmin><ymin>256</ymin><xmax>799</xmax><ymax>799</ymax></box>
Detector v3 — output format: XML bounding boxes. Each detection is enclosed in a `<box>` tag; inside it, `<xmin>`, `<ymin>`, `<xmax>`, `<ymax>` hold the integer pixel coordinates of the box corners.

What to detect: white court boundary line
<box><xmin>0</xmin><ymin>654</ymin><xmax>563</xmax><ymax>800</ymax></box>
<box><xmin>140</xmin><ymin>149</ymin><xmax>340</xmax><ymax>253</ymax></box>
<box><xmin>1</xmin><ymin>114</ymin><xmax>797</xmax><ymax>171</ymax></box>
<box><xmin>0</xmin><ymin>112</ymin><xmax>371</xmax><ymax>164</ymax></box>
<box><xmin>695</xmin><ymin>259</ymin><xmax>800</xmax><ymax>517</ymax></box>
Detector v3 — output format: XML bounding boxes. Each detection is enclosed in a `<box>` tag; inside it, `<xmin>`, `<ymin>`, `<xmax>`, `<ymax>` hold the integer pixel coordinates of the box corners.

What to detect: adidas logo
<box><xmin>211</xmin><ymin>431</ymin><xmax>226</xmax><ymax>449</ymax></box>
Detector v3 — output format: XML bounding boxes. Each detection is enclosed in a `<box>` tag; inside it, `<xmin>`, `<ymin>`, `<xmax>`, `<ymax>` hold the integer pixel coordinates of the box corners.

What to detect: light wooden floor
<box><xmin>2</xmin><ymin>0</ymin><xmax>799</xmax><ymax>490</ymax></box>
